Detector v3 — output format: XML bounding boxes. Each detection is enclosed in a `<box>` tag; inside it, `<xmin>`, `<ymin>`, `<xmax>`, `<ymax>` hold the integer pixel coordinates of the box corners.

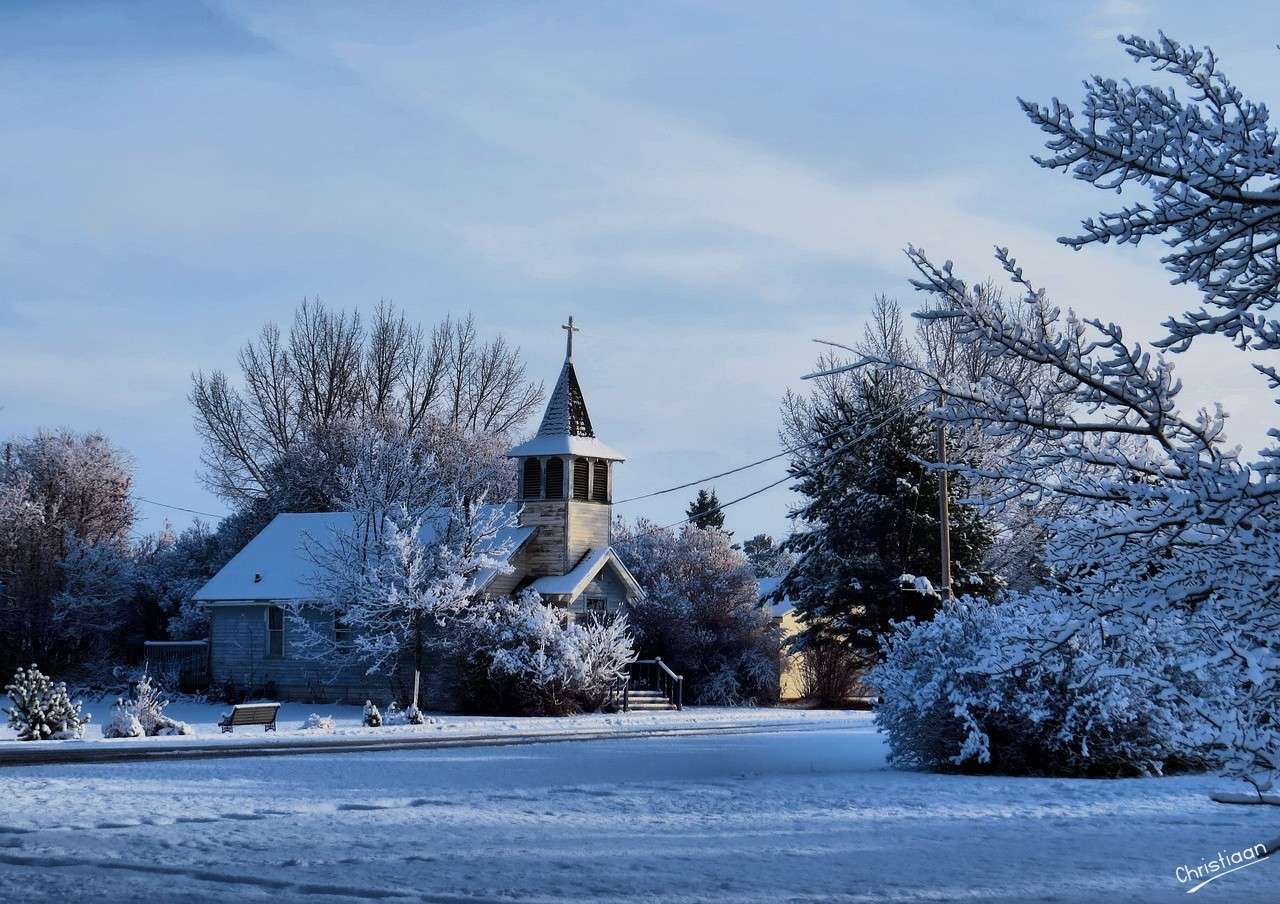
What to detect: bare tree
<box><xmin>191</xmin><ymin>302</ymin><xmax>543</xmax><ymax>503</ymax></box>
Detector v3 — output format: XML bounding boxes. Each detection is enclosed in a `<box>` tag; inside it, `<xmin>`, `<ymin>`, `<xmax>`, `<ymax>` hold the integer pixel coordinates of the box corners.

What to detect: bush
<box><xmin>455</xmin><ymin>591</ymin><xmax>635</xmax><ymax>715</ymax></box>
<box><xmin>4</xmin><ymin>664</ymin><xmax>91</xmax><ymax>741</ymax></box>
<box><xmin>797</xmin><ymin>637</ymin><xmax>862</xmax><ymax>706</ymax></box>
<box><xmin>110</xmin><ymin>673</ymin><xmax>194</xmax><ymax>737</ymax></box>
<box><xmin>362</xmin><ymin>701</ymin><xmax>382</xmax><ymax>727</ymax></box>
<box><xmin>615</xmin><ymin>521</ymin><xmax>782</xmax><ymax>705</ymax></box>
<box><xmin>103</xmin><ymin>700</ymin><xmax>145</xmax><ymax>739</ymax></box>
<box><xmin>302</xmin><ymin>713</ymin><xmax>336</xmax><ymax>732</ymax></box>
<box><xmin>869</xmin><ymin>598</ymin><xmax>1223</xmax><ymax>777</ymax></box>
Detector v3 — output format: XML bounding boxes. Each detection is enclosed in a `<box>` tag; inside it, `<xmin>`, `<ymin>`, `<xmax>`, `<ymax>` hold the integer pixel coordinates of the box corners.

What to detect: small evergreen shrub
<box><xmin>4</xmin><ymin>664</ymin><xmax>91</xmax><ymax>741</ymax></box>
<box><xmin>362</xmin><ymin>701</ymin><xmax>382</xmax><ymax>727</ymax></box>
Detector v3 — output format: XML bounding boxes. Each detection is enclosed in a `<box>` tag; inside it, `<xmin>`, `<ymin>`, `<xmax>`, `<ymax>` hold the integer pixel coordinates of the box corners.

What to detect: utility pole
<box><xmin>935</xmin><ymin>418</ymin><xmax>953</xmax><ymax>600</ymax></box>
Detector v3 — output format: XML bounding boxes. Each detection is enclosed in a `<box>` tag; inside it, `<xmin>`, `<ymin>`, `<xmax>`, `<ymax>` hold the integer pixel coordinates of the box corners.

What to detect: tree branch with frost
<box><xmin>1020</xmin><ymin>32</ymin><xmax>1280</xmax><ymax>351</ymax></box>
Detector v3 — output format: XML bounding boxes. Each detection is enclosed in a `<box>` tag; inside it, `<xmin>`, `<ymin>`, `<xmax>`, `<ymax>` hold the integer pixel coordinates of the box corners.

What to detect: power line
<box><xmin>619</xmin><ymin>393</ymin><xmax>930</xmax><ymax>541</ymax></box>
<box><xmin>132</xmin><ymin>495</ymin><xmax>223</xmax><ymax>519</ymax></box>
<box><xmin>613</xmin><ymin>390</ymin><xmax>932</xmax><ymax>507</ymax></box>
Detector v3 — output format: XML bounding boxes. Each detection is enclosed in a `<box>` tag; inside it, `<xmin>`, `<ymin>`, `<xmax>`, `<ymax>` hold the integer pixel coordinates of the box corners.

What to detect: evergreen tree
<box><xmin>777</xmin><ymin>301</ymin><xmax>996</xmax><ymax>666</ymax></box>
<box><xmin>743</xmin><ymin>533</ymin><xmax>788</xmax><ymax>578</ymax></box>
<box><xmin>685</xmin><ymin>488</ymin><xmax>726</xmax><ymax>532</ymax></box>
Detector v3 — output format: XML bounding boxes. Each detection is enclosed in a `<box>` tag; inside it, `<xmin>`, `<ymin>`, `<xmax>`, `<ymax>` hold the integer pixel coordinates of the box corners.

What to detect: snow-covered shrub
<box><xmin>614</xmin><ymin>520</ymin><xmax>781</xmax><ymax>705</ymax></box>
<box><xmin>455</xmin><ymin>591</ymin><xmax>635</xmax><ymax>715</ymax></box>
<box><xmin>403</xmin><ymin>704</ymin><xmax>426</xmax><ymax>725</ymax></box>
<box><xmin>4</xmin><ymin>665</ymin><xmax>91</xmax><ymax>741</ymax></box>
<box><xmin>870</xmin><ymin>598</ymin><xmax>1224</xmax><ymax>777</ymax></box>
<box><xmin>302</xmin><ymin>713</ymin><xmax>336</xmax><ymax>732</ymax></box>
<box><xmin>362</xmin><ymin>701</ymin><xmax>382</xmax><ymax>727</ymax></box>
<box><xmin>106</xmin><ymin>673</ymin><xmax>193</xmax><ymax>738</ymax></box>
<box><xmin>384</xmin><ymin>702</ymin><xmax>405</xmax><ymax>725</ymax></box>
<box><xmin>102</xmin><ymin>699</ymin><xmax>145</xmax><ymax>739</ymax></box>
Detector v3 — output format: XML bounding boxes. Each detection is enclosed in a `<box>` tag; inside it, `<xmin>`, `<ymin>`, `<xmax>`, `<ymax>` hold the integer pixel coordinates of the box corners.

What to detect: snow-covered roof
<box><xmin>194</xmin><ymin>508</ymin><xmax>535</xmax><ymax>602</ymax></box>
<box><xmin>758</xmin><ymin>576</ymin><xmax>793</xmax><ymax>619</ymax></box>
<box><xmin>508</xmin><ymin>351</ymin><xmax>625</xmax><ymax>461</ymax></box>
<box><xmin>527</xmin><ymin>546</ymin><xmax>644</xmax><ymax>601</ymax></box>
<box><xmin>507</xmin><ymin>433</ymin><xmax>626</xmax><ymax>461</ymax></box>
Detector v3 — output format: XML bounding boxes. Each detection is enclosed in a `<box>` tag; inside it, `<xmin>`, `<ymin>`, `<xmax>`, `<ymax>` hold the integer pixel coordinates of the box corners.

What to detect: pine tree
<box><xmin>778</xmin><ymin>307</ymin><xmax>996</xmax><ymax>667</ymax></box>
<box><xmin>685</xmin><ymin>488</ymin><xmax>726</xmax><ymax>532</ymax></box>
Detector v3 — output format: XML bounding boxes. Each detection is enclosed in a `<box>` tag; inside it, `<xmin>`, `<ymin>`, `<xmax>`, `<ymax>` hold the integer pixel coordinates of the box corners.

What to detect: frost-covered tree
<box><xmin>836</xmin><ymin>34</ymin><xmax>1280</xmax><ymax>790</ymax></box>
<box><xmin>0</xmin><ymin>431</ymin><xmax>135</xmax><ymax>673</ymax></box>
<box><xmin>454</xmin><ymin>590</ymin><xmax>636</xmax><ymax>715</ymax></box>
<box><xmin>778</xmin><ymin>298</ymin><xmax>998</xmax><ymax>667</ymax></box>
<box><xmin>615</xmin><ymin>519</ymin><xmax>781</xmax><ymax>704</ymax></box>
<box><xmin>51</xmin><ymin>537</ymin><xmax>135</xmax><ymax>659</ymax></box>
<box><xmin>296</xmin><ymin>424</ymin><xmax>518</xmax><ymax>707</ymax></box>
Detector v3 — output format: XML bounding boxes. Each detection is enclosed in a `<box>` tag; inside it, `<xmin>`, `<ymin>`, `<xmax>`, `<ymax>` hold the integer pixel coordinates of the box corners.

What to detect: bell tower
<box><xmin>509</xmin><ymin>317</ymin><xmax>625</xmax><ymax>576</ymax></box>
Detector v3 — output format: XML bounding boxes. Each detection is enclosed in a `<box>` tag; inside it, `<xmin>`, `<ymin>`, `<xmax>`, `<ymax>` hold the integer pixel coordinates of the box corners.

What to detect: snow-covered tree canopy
<box><xmin>296</xmin><ymin>424</ymin><xmax>519</xmax><ymax>701</ymax></box>
<box><xmin>819</xmin><ymin>34</ymin><xmax>1280</xmax><ymax>791</ymax></box>
<box><xmin>1022</xmin><ymin>33</ymin><xmax>1280</xmax><ymax>354</ymax></box>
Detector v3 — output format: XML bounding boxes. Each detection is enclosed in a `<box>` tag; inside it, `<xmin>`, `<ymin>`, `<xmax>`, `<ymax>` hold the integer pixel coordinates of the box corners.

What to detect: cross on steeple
<box><xmin>562</xmin><ymin>315</ymin><xmax>580</xmax><ymax>361</ymax></box>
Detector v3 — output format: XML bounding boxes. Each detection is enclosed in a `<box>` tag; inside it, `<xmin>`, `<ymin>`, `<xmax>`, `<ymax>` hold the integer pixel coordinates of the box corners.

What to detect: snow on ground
<box><xmin>0</xmin><ymin>700</ymin><xmax>851</xmax><ymax>757</ymax></box>
<box><xmin>0</xmin><ymin>721</ymin><xmax>1274</xmax><ymax>902</ymax></box>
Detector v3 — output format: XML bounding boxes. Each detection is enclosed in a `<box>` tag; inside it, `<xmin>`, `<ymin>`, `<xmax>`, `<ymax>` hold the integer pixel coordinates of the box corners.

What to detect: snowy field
<box><xmin>1</xmin><ymin>722</ymin><xmax>1275</xmax><ymax>902</ymax></box>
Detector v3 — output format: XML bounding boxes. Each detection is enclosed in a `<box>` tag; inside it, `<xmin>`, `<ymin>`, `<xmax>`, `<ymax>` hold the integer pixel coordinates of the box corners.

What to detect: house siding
<box><xmin>209</xmin><ymin>603</ymin><xmax>434</xmax><ymax>706</ymax></box>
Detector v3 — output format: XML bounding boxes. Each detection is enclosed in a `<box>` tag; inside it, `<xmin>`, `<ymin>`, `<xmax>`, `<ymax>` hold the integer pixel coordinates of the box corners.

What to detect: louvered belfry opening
<box><xmin>544</xmin><ymin>457</ymin><xmax>565</xmax><ymax>499</ymax></box>
<box><xmin>522</xmin><ymin>458</ymin><xmax>542</xmax><ymax>499</ymax></box>
<box><xmin>573</xmin><ymin>459</ymin><xmax>590</xmax><ymax>500</ymax></box>
<box><xmin>592</xmin><ymin>460</ymin><xmax>609</xmax><ymax>503</ymax></box>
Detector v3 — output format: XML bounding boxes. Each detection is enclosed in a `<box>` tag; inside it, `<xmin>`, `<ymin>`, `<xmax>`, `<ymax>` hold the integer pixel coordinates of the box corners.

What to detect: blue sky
<box><xmin>1</xmin><ymin>1</ymin><xmax>1275</xmax><ymax>540</ymax></box>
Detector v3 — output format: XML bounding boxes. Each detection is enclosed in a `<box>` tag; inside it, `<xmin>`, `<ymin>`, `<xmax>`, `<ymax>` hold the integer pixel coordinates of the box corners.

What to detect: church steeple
<box><xmin>508</xmin><ymin>317</ymin><xmax>625</xmax><ymax>576</ymax></box>
<box><xmin>509</xmin><ymin>316</ymin><xmax>624</xmax><ymax>462</ymax></box>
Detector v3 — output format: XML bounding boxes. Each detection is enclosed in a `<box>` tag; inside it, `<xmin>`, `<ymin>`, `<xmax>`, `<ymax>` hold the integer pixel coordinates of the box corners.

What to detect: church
<box><xmin>193</xmin><ymin>318</ymin><xmax>645</xmax><ymax>706</ymax></box>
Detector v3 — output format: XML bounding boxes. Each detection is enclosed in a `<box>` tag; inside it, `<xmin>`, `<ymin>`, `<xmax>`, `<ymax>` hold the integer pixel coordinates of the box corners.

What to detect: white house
<box><xmin>194</xmin><ymin>319</ymin><xmax>644</xmax><ymax>705</ymax></box>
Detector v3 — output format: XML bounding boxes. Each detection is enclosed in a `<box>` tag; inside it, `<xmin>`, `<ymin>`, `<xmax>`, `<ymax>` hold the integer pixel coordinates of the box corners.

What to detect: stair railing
<box><xmin>619</xmin><ymin>658</ymin><xmax>683</xmax><ymax>711</ymax></box>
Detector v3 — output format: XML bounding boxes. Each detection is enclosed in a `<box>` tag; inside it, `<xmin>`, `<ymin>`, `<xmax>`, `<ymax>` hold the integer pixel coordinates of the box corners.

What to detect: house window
<box><xmin>545</xmin><ymin>457</ymin><xmax>565</xmax><ymax>499</ymax></box>
<box><xmin>592</xmin><ymin>460</ymin><xmax>609</xmax><ymax>503</ymax></box>
<box><xmin>333</xmin><ymin>611</ymin><xmax>351</xmax><ymax>649</ymax></box>
<box><xmin>522</xmin><ymin>458</ymin><xmax>542</xmax><ymax>499</ymax></box>
<box><xmin>267</xmin><ymin>606</ymin><xmax>285</xmax><ymax>659</ymax></box>
<box><xmin>583</xmin><ymin>597</ymin><xmax>609</xmax><ymax>621</ymax></box>
<box><xmin>573</xmin><ymin>459</ymin><xmax>590</xmax><ymax>500</ymax></box>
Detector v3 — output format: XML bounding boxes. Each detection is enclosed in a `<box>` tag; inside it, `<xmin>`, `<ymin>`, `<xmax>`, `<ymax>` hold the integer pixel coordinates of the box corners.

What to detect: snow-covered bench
<box><xmin>218</xmin><ymin>703</ymin><xmax>280</xmax><ymax>733</ymax></box>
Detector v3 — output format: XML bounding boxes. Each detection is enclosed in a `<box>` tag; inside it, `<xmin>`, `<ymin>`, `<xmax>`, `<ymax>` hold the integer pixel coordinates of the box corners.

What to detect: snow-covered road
<box><xmin>0</xmin><ymin>725</ymin><xmax>1274</xmax><ymax>902</ymax></box>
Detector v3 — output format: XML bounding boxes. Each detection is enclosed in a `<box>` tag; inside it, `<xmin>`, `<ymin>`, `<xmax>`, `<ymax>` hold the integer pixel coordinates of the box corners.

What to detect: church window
<box><xmin>573</xmin><ymin>459</ymin><xmax>590</xmax><ymax>499</ymax></box>
<box><xmin>592</xmin><ymin>460</ymin><xmax>609</xmax><ymax>502</ymax></box>
<box><xmin>522</xmin><ymin>458</ymin><xmax>542</xmax><ymax>499</ymax></box>
<box><xmin>333</xmin><ymin>611</ymin><xmax>351</xmax><ymax>649</ymax></box>
<box><xmin>545</xmin><ymin>457</ymin><xmax>565</xmax><ymax>498</ymax></box>
<box><xmin>267</xmin><ymin>606</ymin><xmax>285</xmax><ymax>659</ymax></box>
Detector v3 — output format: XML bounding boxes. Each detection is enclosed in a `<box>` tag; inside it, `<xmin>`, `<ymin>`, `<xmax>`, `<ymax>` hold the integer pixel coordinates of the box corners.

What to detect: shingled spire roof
<box><xmin>537</xmin><ymin>360</ymin><xmax>594</xmax><ymax>438</ymax></box>
<box><xmin>508</xmin><ymin>316</ymin><xmax>626</xmax><ymax>461</ymax></box>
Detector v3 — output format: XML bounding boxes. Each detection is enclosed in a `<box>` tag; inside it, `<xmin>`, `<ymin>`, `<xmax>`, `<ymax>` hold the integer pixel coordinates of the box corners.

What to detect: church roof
<box><xmin>509</xmin><ymin>318</ymin><xmax>626</xmax><ymax>461</ymax></box>
<box><xmin>193</xmin><ymin>508</ymin><xmax>535</xmax><ymax>602</ymax></box>
<box><xmin>527</xmin><ymin>546</ymin><xmax>645</xmax><ymax>600</ymax></box>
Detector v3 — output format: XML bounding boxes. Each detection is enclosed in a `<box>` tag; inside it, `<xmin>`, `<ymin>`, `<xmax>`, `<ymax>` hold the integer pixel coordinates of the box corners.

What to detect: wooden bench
<box><xmin>218</xmin><ymin>703</ymin><xmax>280</xmax><ymax>733</ymax></box>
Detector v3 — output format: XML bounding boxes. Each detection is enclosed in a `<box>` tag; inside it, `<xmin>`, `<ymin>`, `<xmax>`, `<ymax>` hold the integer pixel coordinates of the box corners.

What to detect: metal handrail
<box><xmin>620</xmin><ymin>658</ymin><xmax>683</xmax><ymax>712</ymax></box>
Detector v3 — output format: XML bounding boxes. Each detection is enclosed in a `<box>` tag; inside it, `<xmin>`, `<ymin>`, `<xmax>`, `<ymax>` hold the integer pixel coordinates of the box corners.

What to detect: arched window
<box><xmin>573</xmin><ymin>459</ymin><xmax>590</xmax><ymax>499</ymax></box>
<box><xmin>544</xmin><ymin>457</ymin><xmax>565</xmax><ymax>499</ymax></box>
<box><xmin>592</xmin><ymin>460</ymin><xmax>609</xmax><ymax>503</ymax></box>
<box><xmin>522</xmin><ymin>458</ymin><xmax>542</xmax><ymax>499</ymax></box>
